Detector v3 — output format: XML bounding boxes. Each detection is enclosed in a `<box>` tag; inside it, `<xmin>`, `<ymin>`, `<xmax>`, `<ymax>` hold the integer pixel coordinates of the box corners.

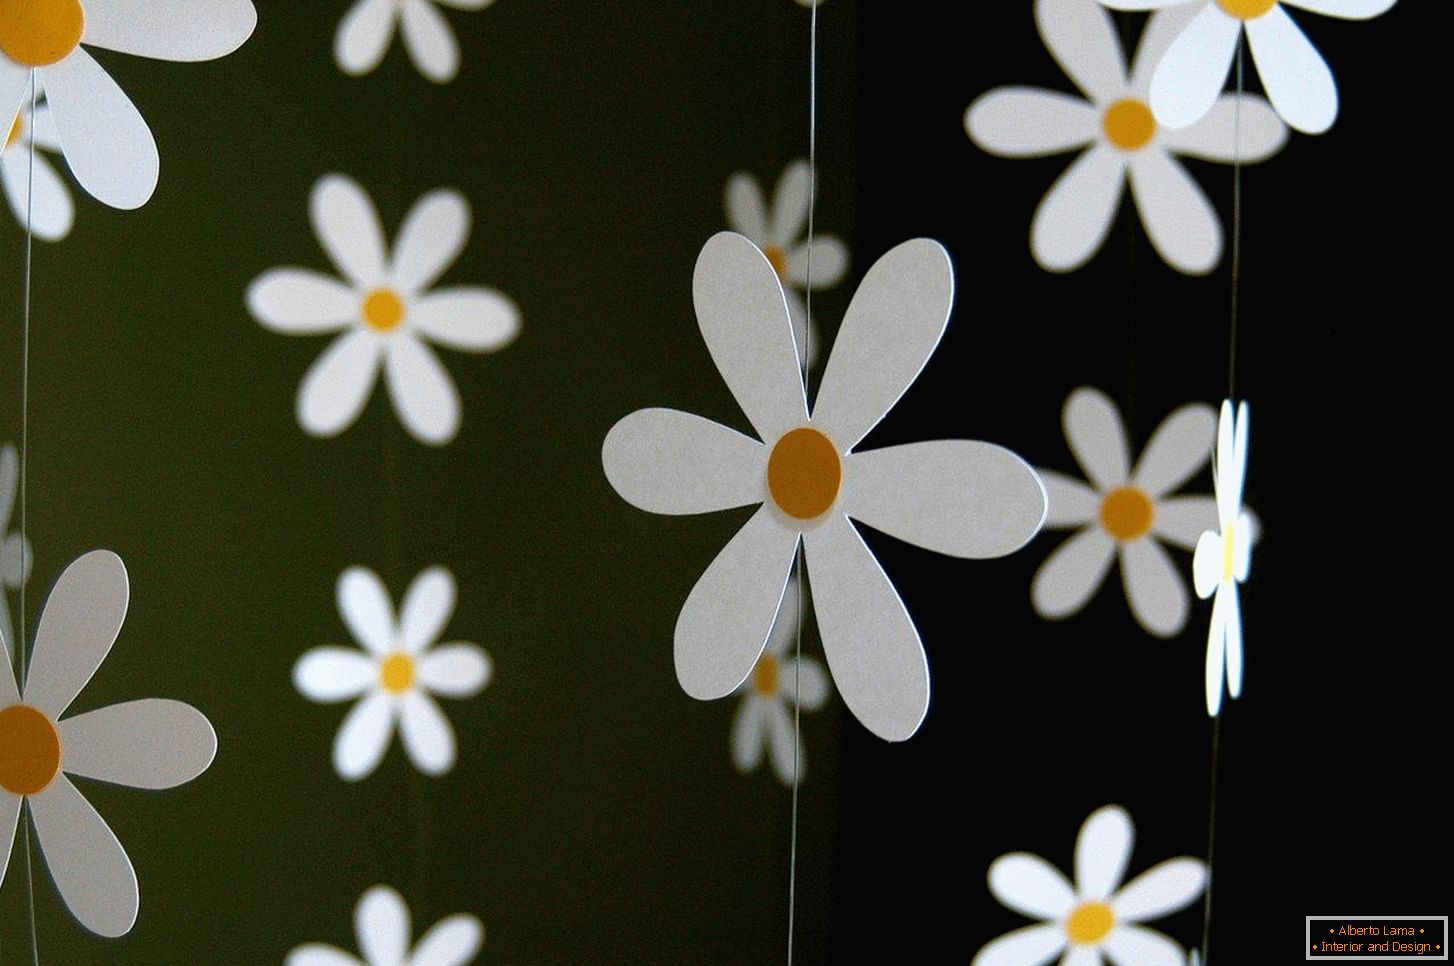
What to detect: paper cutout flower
<box><xmin>724</xmin><ymin>160</ymin><xmax>849</xmax><ymax>367</ymax></box>
<box><xmin>294</xmin><ymin>566</ymin><xmax>492</xmax><ymax>780</ymax></box>
<box><xmin>973</xmin><ymin>805</ymin><xmax>1206</xmax><ymax>966</ymax></box>
<box><xmin>730</xmin><ymin>578</ymin><xmax>830</xmax><ymax>785</ymax></box>
<box><xmin>1033</xmin><ymin>388</ymin><xmax>1218</xmax><ymax>638</ymax></box>
<box><xmin>0</xmin><ymin>0</ymin><xmax>256</xmax><ymax>209</ymax></box>
<box><xmin>0</xmin><ymin>550</ymin><xmax>216</xmax><ymax>937</ymax></box>
<box><xmin>0</xmin><ymin>444</ymin><xmax>32</xmax><ymax>654</ymax></box>
<box><xmin>1</xmin><ymin>98</ymin><xmax>72</xmax><ymax>240</ymax></box>
<box><xmin>335</xmin><ymin>0</ymin><xmax>493</xmax><ymax>84</ymax></box>
<box><xmin>1193</xmin><ymin>400</ymin><xmax>1251</xmax><ymax>717</ymax></box>
<box><xmin>248</xmin><ymin>175</ymin><xmax>520</xmax><ymax>446</ymax></box>
<box><xmin>602</xmin><ymin>232</ymin><xmax>1046</xmax><ymax>742</ymax></box>
<box><xmin>287</xmin><ymin>884</ymin><xmax>484</xmax><ymax>966</ymax></box>
<box><xmin>1099</xmin><ymin>0</ymin><xmax>1396</xmax><ymax>134</ymax></box>
<box><xmin>965</xmin><ymin>0</ymin><xmax>1286</xmax><ymax>274</ymax></box>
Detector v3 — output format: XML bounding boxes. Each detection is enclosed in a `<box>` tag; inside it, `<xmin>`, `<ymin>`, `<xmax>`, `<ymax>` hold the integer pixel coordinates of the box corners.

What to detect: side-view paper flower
<box><xmin>1</xmin><ymin>98</ymin><xmax>73</xmax><ymax>240</ymax></box>
<box><xmin>0</xmin><ymin>444</ymin><xmax>33</xmax><ymax>653</ymax></box>
<box><xmin>287</xmin><ymin>884</ymin><xmax>484</xmax><ymax>966</ymax></box>
<box><xmin>603</xmin><ymin>231</ymin><xmax>1046</xmax><ymax>742</ymax></box>
<box><xmin>294</xmin><ymin>566</ymin><xmax>492</xmax><ymax>780</ymax></box>
<box><xmin>248</xmin><ymin>174</ymin><xmax>520</xmax><ymax>446</ymax></box>
<box><xmin>973</xmin><ymin>804</ymin><xmax>1206</xmax><ymax>966</ymax></box>
<box><xmin>1193</xmin><ymin>399</ymin><xmax>1251</xmax><ymax>716</ymax></box>
<box><xmin>0</xmin><ymin>0</ymin><xmax>257</xmax><ymax>208</ymax></box>
<box><xmin>0</xmin><ymin>550</ymin><xmax>216</xmax><ymax>937</ymax></box>
<box><xmin>335</xmin><ymin>0</ymin><xmax>494</xmax><ymax>84</ymax></box>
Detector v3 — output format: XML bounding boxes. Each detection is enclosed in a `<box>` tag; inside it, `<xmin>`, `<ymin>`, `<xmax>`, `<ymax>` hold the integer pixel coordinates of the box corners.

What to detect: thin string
<box><xmin>19</xmin><ymin>68</ymin><xmax>39</xmax><ymax>966</ymax></box>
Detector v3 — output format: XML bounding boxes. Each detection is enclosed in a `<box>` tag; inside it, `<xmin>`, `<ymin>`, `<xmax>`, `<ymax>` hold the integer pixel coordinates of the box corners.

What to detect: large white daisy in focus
<box><xmin>335</xmin><ymin>0</ymin><xmax>494</xmax><ymax>84</ymax></box>
<box><xmin>966</xmin><ymin>0</ymin><xmax>1286</xmax><ymax>274</ymax></box>
<box><xmin>0</xmin><ymin>0</ymin><xmax>256</xmax><ymax>209</ymax></box>
<box><xmin>287</xmin><ymin>884</ymin><xmax>484</xmax><ymax>966</ymax></box>
<box><xmin>0</xmin><ymin>98</ymin><xmax>73</xmax><ymax>240</ymax></box>
<box><xmin>973</xmin><ymin>805</ymin><xmax>1206</xmax><ymax>966</ymax></box>
<box><xmin>1193</xmin><ymin>399</ymin><xmax>1251</xmax><ymax>717</ymax></box>
<box><xmin>248</xmin><ymin>174</ymin><xmax>520</xmax><ymax>446</ymax></box>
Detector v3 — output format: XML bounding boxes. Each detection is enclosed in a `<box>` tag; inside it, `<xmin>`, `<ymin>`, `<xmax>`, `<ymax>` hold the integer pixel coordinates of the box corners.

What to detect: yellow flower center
<box><xmin>1065</xmin><ymin>901</ymin><xmax>1115</xmax><ymax>945</ymax></box>
<box><xmin>753</xmin><ymin>653</ymin><xmax>780</xmax><ymax>697</ymax></box>
<box><xmin>362</xmin><ymin>288</ymin><xmax>405</xmax><ymax>333</ymax></box>
<box><xmin>1222</xmin><ymin>528</ymin><xmax>1237</xmax><ymax>582</ymax></box>
<box><xmin>1099</xmin><ymin>486</ymin><xmax>1155</xmax><ymax>541</ymax></box>
<box><xmin>768</xmin><ymin>427</ymin><xmax>841</xmax><ymax>520</ymax></box>
<box><xmin>379</xmin><ymin>652</ymin><xmax>416</xmax><ymax>694</ymax></box>
<box><xmin>0</xmin><ymin>704</ymin><xmax>62</xmax><ymax>795</ymax></box>
<box><xmin>0</xmin><ymin>0</ymin><xmax>86</xmax><ymax>68</ymax></box>
<box><xmin>5</xmin><ymin>113</ymin><xmax>23</xmax><ymax>150</ymax></box>
<box><xmin>1103</xmin><ymin>99</ymin><xmax>1155</xmax><ymax>151</ymax></box>
<box><xmin>1217</xmin><ymin>0</ymin><xmax>1277</xmax><ymax>19</ymax></box>
<box><xmin>763</xmin><ymin>244</ymin><xmax>789</xmax><ymax>278</ymax></box>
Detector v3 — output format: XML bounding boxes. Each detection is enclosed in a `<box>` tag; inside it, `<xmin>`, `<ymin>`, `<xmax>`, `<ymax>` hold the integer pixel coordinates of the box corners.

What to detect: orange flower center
<box><xmin>1099</xmin><ymin>486</ymin><xmax>1155</xmax><ymax>541</ymax></box>
<box><xmin>763</xmin><ymin>244</ymin><xmax>789</xmax><ymax>278</ymax></box>
<box><xmin>379</xmin><ymin>652</ymin><xmax>416</xmax><ymax>694</ymax></box>
<box><xmin>1065</xmin><ymin>901</ymin><xmax>1115</xmax><ymax>944</ymax></box>
<box><xmin>1217</xmin><ymin>0</ymin><xmax>1277</xmax><ymax>19</ymax></box>
<box><xmin>362</xmin><ymin>288</ymin><xmax>405</xmax><ymax>333</ymax></box>
<box><xmin>1103</xmin><ymin>99</ymin><xmax>1155</xmax><ymax>151</ymax></box>
<box><xmin>768</xmin><ymin>427</ymin><xmax>841</xmax><ymax>520</ymax></box>
<box><xmin>752</xmin><ymin>654</ymin><xmax>780</xmax><ymax>697</ymax></box>
<box><xmin>0</xmin><ymin>704</ymin><xmax>62</xmax><ymax>795</ymax></box>
<box><xmin>0</xmin><ymin>0</ymin><xmax>86</xmax><ymax>67</ymax></box>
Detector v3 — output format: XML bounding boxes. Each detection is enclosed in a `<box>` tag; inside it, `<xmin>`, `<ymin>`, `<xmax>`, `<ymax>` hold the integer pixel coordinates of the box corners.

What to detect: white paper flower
<box><xmin>0</xmin><ymin>550</ymin><xmax>216</xmax><ymax>937</ymax></box>
<box><xmin>0</xmin><ymin>0</ymin><xmax>256</xmax><ymax>209</ymax></box>
<box><xmin>0</xmin><ymin>98</ymin><xmax>73</xmax><ymax>240</ymax></box>
<box><xmin>287</xmin><ymin>884</ymin><xmax>484</xmax><ymax>966</ymax></box>
<box><xmin>335</xmin><ymin>0</ymin><xmax>493</xmax><ymax>84</ymax></box>
<box><xmin>966</xmin><ymin>0</ymin><xmax>1286</xmax><ymax>274</ymax></box>
<box><xmin>973</xmin><ymin>805</ymin><xmax>1206</xmax><ymax>966</ymax></box>
<box><xmin>1100</xmin><ymin>0</ymin><xmax>1396</xmax><ymax>134</ymax></box>
<box><xmin>1193</xmin><ymin>399</ymin><xmax>1251</xmax><ymax>717</ymax></box>
<box><xmin>724</xmin><ymin>160</ymin><xmax>849</xmax><ymax>367</ymax></box>
<box><xmin>294</xmin><ymin>566</ymin><xmax>492</xmax><ymax>780</ymax></box>
<box><xmin>248</xmin><ymin>175</ymin><xmax>520</xmax><ymax>446</ymax></box>
<box><xmin>1033</xmin><ymin>388</ymin><xmax>1218</xmax><ymax>638</ymax></box>
<box><xmin>730</xmin><ymin>578</ymin><xmax>830</xmax><ymax>785</ymax></box>
<box><xmin>603</xmin><ymin>232</ymin><xmax>1046</xmax><ymax>742</ymax></box>
<box><xmin>0</xmin><ymin>444</ymin><xmax>33</xmax><ymax>655</ymax></box>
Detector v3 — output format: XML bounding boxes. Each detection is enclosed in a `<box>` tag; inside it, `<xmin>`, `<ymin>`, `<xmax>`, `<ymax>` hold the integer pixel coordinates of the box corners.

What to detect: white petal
<box><xmin>966</xmin><ymin>88</ymin><xmax>1099</xmax><ymax>158</ymax></box>
<box><xmin>1112</xmin><ymin>858</ymin><xmax>1207</xmax><ymax>921</ymax></box>
<box><xmin>1076</xmin><ymin>804</ymin><xmax>1134</xmax><ymax>901</ymax></box>
<box><xmin>1230</xmin><ymin>401</ymin><xmax>1250</xmax><ymax>519</ymax></box>
<box><xmin>335</xmin><ymin>0</ymin><xmax>397</xmax><ymax>77</ymax></box>
<box><xmin>1065</xmin><ymin>947</ymin><xmax>1104</xmax><ymax>966</ymax></box>
<box><xmin>972</xmin><ymin>923</ymin><xmax>1068</xmax><ymax>966</ymax></box>
<box><xmin>0</xmin><ymin>651</ymin><xmax>15</xmax><ymax>705</ymax></box>
<box><xmin>417</xmin><ymin>644</ymin><xmax>491</xmax><ymax>697</ymax></box>
<box><xmin>29</xmin><ymin>775</ymin><xmax>137</xmax><ymax>937</ymax></box>
<box><xmin>1</xmin><ymin>150</ymin><xmax>73</xmax><ymax>241</ymax></box>
<box><xmin>338</xmin><ymin>567</ymin><xmax>397</xmax><ymax>655</ymax></box>
<box><xmin>1149</xmin><ymin>4</ymin><xmax>1243</xmax><ymax>129</ymax></box>
<box><xmin>43</xmin><ymin>50</ymin><xmax>158</xmax><ymax>209</ymax></box>
<box><xmin>1204</xmin><ymin>585</ymin><xmax>1227</xmax><ymax>716</ymax></box>
<box><xmin>812</xmin><ymin>238</ymin><xmax>953</xmax><ymax>450</ymax></box>
<box><xmin>1120</xmin><ymin>538</ymin><xmax>1189</xmax><ymax>638</ymax></box>
<box><xmin>1213</xmin><ymin>400</ymin><xmax>1243</xmax><ymax>526</ymax></box>
<box><xmin>730</xmin><ymin>697</ymin><xmax>766</xmax><ymax>773</ymax></box>
<box><xmin>1191</xmin><ymin>529</ymin><xmax>1222</xmax><ymax>600</ymax></box>
<box><xmin>988</xmin><ymin>853</ymin><xmax>1077</xmax><ymax>919</ymax></box>
<box><xmin>1031</xmin><ymin>146</ymin><xmax>1124</xmax><ymax>272</ymax></box>
<box><xmin>1063</xmin><ymin>387</ymin><xmax>1131</xmax><ymax>491</ymax></box>
<box><xmin>724</xmin><ymin>172</ymin><xmax>768</xmax><ymax>243</ymax></box>
<box><xmin>82</xmin><ymin>0</ymin><xmax>256</xmax><ymax>61</ymax></box>
<box><xmin>1130</xmin><ymin>5</ymin><xmax>1205</xmax><ymax>93</ymax></box>
<box><xmin>399</xmin><ymin>567</ymin><xmax>454</xmax><ymax>654</ymax></box>
<box><xmin>392</xmin><ymin>188</ymin><xmax>469</xmax><ymax>293</ymax></box>
<box><xmin>334</xmin><ymin>691</ymin><xmax>395</xmax><ymax>780</ymax></box>
<box><xmin>1153</xmin><ymin>496</ymin><xmax>1218</xmax><ymax>550</ymax></box>
<box><xmin>25</xmin><ymin>550</ymin><xmax>127</xmax><ymax>717</ymax></box>
<box><xmin>298</xmin><ymin>330</ymin><xmax>383</xmax><ymax>438</ymax></box>
<box><xmin>1032</xmin><ymin>527</ymin><xmax>1116</xmax><ymax>619</ymax></box>
<box><xmin>58</xmin><ymin>699</ymin><xmax>215</xmax><ymax>789</ymax></box>
<box><xmin>311</xmin><ymin>174</ymin><xmax>388</xmax><ymax>287</ymax></box>
<box><xmin>248</xmin><ymin>269</ymin><xmax>358</xmax><ymax>333</ymax></box>
<box><xmin>384</xmin><ymin>336</ymin><xmax>461</xmax><ymax>445</ymax></box>
<box><xmin>410</xmin><ymin>289</ymin><xmax>519</xmax><ymax>351</ymax></box>
<box><xmin>1036</xmin><ymin>0</ymin><xmax>1127</xmax><ymax>103</ymax></box>
<box><xmin>0</xmin><ymin>444</ymin><xmax>15</xmax><ymax>534</ymax></box>
<box><xmin>357</xmin><ymin>885</ymin><xmax>410</xmax><ymax>966</ymax></box>
<box><xmin>1286</xmin><ymin>0</ymin><xmax>1397</xmax><ymax>17</ymax></box>
<box><xmin>32</xmin><ymin>101</ymin><xmax>63</xmax><ymax>151</ymax></box>
<box><xmin>0</xmin><ymin>60</ymin><xmax>29</xmax><ymax>134</ymax></box>
<box><xmin>674</xmin><ymin>505</ymin><xmax>797</xmax><ymax>700</ymax></box>
<box><xmin>764</xmin><ymin>699</ymin><xmax>802</xmax><ymax>785</ymax></box>
<box><xmin>843</xmin><ymin>441</ymin><xmax>1046</xmax><ymax>559</ymax></box>
<box><xmin>784</xmin><ymin>236</ymin><xmax>849</xmax><ymax>290</ymax></box>
<box><xmin>768</xmin><ymin>159</ymin><xmax>811</xmax><ymax>246</ymax></box>
<box><xmin>1247</xmin><ymin>5</ymin><xmax>1338</xmax><ymax>133</ymax></box>
<box><xmin>294</xmin><ymin>647</ymin><xmax>378</xmax><ymax>702</ymax></box>
<box><xmin>693</xmin><ymin>232</ymin><xmax>807</xmax><ymax>443</ymax></box>
<box><xmin>782</xmin><ymin>287</ymin><xmax>820</xmax><ymax>370</ymax></box>
<box><xmin>602</xmin><ymin>408</ymin><xmax>768</xmax><ymax>515</ymax></box>
<box><xmin>0</xmin><ymin>792</ymin><xmax>20</xmax><ymax>888</ymax></box>
<box><xmin>1233</xmin><ymin>510</ymin><xmax>1253</xmax><ymax>581</ymax></box>
<box><xmin>803</xmin><ymin>515</ymin><xmax>928</xmax><ymax>742</ymax></box>
<box><xmin>399</xmin><ymin>691</ymin><xmax>455</xmax><ymax>775</ymax></box>
<box><xmin>762</xmin><ymin>576</ymin><xmax>801</xmax><ymax>659</ymax></box>
<box><xmin>1102</xmin><ymin>925</ymin><xmax>1185</xmax><ymax>966</ymax></box>
<box><xmin>401</xmin><ymin>0</ymin><xmax>461</xmax><ymax>83</ymax></box>
<box><xmin>787</xmin><ymin>657</ymin><xmax>831</xmax><ymax>711</ymax></box>
<box><xmin>1160</xmin><ymin>95</ymin><xmax>1288</xmax><ymax>162</ymax></box>
<box><xmin>286</xmin><ymin>946</ymin><xmax>364</xmax><ymax>966</ymax></box>
<box><xmin>1040</xmin><ymin>470</ymin><xmax>1100</xmax><ymax>529</ymax></box>
<box><xmin>1132</xmin><ymin>403</ymin><xmax>1216</xmax><ymax>497</ymax></box>
<box><xmin>1224</xmin><ymin>581</ymin><xmax>1243</xmax><ymax>698</ymax></box>
<box><xmin>410</xmin><ymin>914</ymin><xmax>485</xmax><ymax>966</ymax></box>
<box><xmin>1127</xmin><ymin>150</ymin><xmax>1220</xmax><ymax>275</ymax></box>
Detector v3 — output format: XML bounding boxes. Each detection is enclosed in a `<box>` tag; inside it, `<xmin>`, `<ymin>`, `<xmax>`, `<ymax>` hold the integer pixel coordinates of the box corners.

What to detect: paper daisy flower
<box><xmin>0</xmin><ymin>0</ymin><xmax>256</xmax><ymax>209</ymax></box>
<box><xmin>0</xmin><ymin>444</ymin><xmax>32</xmax><ymax>654</ymax></box>
<box><xmin>248</xmin><ymin>175</ymin><xmax>520</xmax><ymax>446</ymax></box>
<box><xmin>1193</xmin><ymin>399</ymin><xmax>1251</xmax><ymax>717</ymax></box>
<box><xmin>965</xmin><ymin>0</ymin><xmax>1286</xmax><ymax>274</ymax></box>
<box><xmin>730</xmin><ymin>578</ymin><xmax>831</xmax><ymax>785</ymax></box>
<box><xmin>724</xmin><ymin>160</ymin><xmax>849</xmax><ymax>367</ymax></box>
<box><xmin>602</xmin><ymin>232</ymin><xmax>1046</xmax><ymax>742</ymax></box>
<box><xmin>1033</xmin><ymin>388</ymin><xmax>1218</xmax><ymax>638</ymax></box>
<box><xmin>294</xmin><ymin>566</ymin><xmax>492</xmax><ymax>780</ymax></box>
<box><xmin>1</xmin><ymin>98</ymin><xmax>73</xmax><ymax>240</ymax></box>
<box><xmin>335</xmin><ymin>0</ymin><xmax>493</xmax><ymax>84</ymax></box>
<box><xmin>0</xmin><ymin>550</ymin><xmax>216</xmax><ymax>937</ymax></box>
<box><xmin>973</xmin><ymin>805</ymin><xmax>1206</xmax><ymax>966</ymax></box>
<box><xmin>1099</xmin><ymin>0</ymin><xmax>1397</xmax><ymax>134</ymax></box>
<box><xmin>287</xmin><ymin>884</ymin><xmax>484</xmax><ymax>966</ymax></box>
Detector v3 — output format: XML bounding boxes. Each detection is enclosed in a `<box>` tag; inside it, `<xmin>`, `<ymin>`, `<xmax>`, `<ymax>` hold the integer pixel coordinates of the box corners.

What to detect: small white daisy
<box><xmin>1099</xmin><ymin>0</ymin><xmax>1397</xmax><ymax>134</ymax></box>
<box><xmin>974</xmin><ymin>805</ymin><xmax>1206</xmax><ymax>966</ymax></box>
<box><xmin>335</xmin><ymin>0</ymin><xmax>495</xmax><ymax>84</ymax></box>
<box><xmin>248</xmin><ymin>174</ymin><xmax>520</xmax><ymax>446</ymax></box>
<box><xmin>1033</xmin><ymin>387</ymin><xmax>1218</xmax><ymax>638</ymax></box>
<box><xmin>294</xmin><ymin>566</ymin><xmax>492</xmax><ymax>780</ymax></box>
<box><xmin>966</xmin><ymin>0</ymin><xmax>1286</xmax><ymax>274</ymax></box>
<box><xmin>724</xmin><ymin>159</ymin><xmax>849</xmax><ymax>367</ymax></box>
<box><xmin>730</xmin><ymin>578</ymin><xmax>831</xmax><ymax>785</ymax></box>
<box><xmin>1193</xmin><ymin>399</ymin><xmax>1251</xmax><ymax>717</ymax></box>
<box><xmin>0</xmin><ymin>444</ymin><xmax>33</xmax><ymax>655</ymax></box>
<box><xmin>287</xmin><ymin>884</ymin><xmax>484</xmax><ymax>966</ymax></box>
<box><xmin>0</xmin><ymin>98</ymin><xmax>73</xmax><ymax>240</ymax></box>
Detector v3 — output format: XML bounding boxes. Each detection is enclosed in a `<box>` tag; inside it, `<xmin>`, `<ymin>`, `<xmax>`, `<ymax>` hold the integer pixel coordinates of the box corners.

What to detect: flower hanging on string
<box><xmin>287</xmin><ymin>884</ymin><xmax>484</xmax><ymax>966</ymax></box>
<box><xmin>1193</xmin><ymin>399</ymin><xmax>1251</xmax><ymax>716</ymax></box>
<box><xmin>0</xmin><ymin>97</ymin><xmax>72</xmax><ymax>240</ymax></box>
<box><xmin>335</xmin><ymin>0</ymin><xmax>495</xmax><ymax>84</ymax></box>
